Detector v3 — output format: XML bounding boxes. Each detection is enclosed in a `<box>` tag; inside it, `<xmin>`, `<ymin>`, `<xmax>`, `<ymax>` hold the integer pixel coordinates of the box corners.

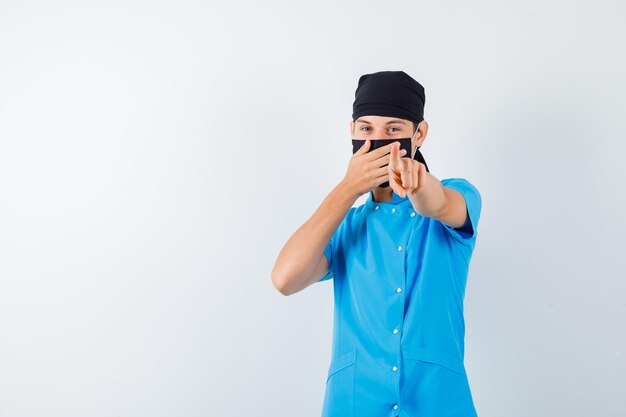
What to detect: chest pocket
<box><xmin>321</xmin><ymin>349</ymin><xmax>357</xmax><ymax>417</ymax></box>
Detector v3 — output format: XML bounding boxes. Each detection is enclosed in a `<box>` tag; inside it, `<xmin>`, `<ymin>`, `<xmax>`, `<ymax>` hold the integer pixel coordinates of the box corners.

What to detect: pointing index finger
<box><xmin>389</xmin><ymin>142</ymin><xmax>401</xmax><ymax>168</ymax></box>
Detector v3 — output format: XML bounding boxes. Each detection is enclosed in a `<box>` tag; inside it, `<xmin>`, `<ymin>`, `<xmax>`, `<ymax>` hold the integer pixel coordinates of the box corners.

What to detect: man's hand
<box><xmin>342</xmin><ymin>140</ymin><xmax>407</xmax><ymax>198</ymax></box>
<box><xmin>388</xmin><ymin>143</ymin><xmax>427</xmax><ymax>198</ymax></box>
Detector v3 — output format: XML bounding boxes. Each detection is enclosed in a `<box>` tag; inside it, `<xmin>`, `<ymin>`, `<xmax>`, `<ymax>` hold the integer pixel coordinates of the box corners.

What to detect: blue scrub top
<box><xmin>317</xmin><ymin>177</ymin><xmax>482</xmax><ymax>417</ymax></box>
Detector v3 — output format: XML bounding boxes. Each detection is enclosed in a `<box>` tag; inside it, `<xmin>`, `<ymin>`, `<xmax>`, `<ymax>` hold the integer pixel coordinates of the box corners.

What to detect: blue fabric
<box><xmin>318</xmin><ymin>177</ymin><xmax>482</xmax><ymax>417</ymax></box>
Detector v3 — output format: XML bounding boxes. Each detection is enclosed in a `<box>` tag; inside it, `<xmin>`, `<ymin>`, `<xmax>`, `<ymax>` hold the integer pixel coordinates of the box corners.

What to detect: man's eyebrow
<box><xmin>356</xmin><ymin>119</ymin><xmax>408</xmax><ymax>125</ymax></box>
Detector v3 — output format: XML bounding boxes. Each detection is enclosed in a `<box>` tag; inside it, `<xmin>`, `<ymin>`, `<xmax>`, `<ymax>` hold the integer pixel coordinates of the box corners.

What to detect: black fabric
<box><xmin>352</xmin><ymin>70</ymin><xmax>429</xmax><ymax>174</ymax></box>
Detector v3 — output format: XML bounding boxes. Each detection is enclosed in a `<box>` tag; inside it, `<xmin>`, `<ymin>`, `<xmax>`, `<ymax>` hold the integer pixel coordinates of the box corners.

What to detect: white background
<box><xmin>1</xmin><ymin>0</ymin><xmax>625</xmax><ymax>416</ymax></box>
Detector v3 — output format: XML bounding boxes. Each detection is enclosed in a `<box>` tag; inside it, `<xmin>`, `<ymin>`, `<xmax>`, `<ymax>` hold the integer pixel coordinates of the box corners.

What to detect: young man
<box><xmin>271</xmin><ymin>71</ymin><xmax>482</xmax><ymax>417</ymax></box>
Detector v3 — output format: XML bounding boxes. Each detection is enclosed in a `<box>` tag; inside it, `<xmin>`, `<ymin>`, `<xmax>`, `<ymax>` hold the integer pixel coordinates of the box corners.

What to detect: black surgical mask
<box><xmin>351</xmin><ymin>125</ymin><xmax>428</xmax><ymax>188</ymax></box>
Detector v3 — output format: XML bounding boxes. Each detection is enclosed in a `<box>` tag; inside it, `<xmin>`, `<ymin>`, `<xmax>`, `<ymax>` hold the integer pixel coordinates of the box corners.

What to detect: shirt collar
<box><xmin>366</xmin><ymin>189</ymin><xmax>411</xmax><ymax>207</ymax></box>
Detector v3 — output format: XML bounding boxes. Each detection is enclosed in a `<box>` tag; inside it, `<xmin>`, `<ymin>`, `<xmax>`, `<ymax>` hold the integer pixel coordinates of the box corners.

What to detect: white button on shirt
<box><xmin>392</xmin><ymin>366</ymin><xmax>398</xmax><ymax>372</ymax></box>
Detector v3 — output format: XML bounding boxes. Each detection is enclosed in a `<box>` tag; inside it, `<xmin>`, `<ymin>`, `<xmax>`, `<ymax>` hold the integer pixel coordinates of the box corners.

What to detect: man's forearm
<box><xmin>271</xmin><ymin>181</ymin><xmax>357</xmax><ymax>294</ymax></box>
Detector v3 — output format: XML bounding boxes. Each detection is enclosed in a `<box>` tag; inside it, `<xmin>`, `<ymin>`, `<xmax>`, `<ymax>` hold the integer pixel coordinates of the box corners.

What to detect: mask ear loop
<box><xmin>410</xmin><ymin>122</ymin><xmax>421</xmax><ymax>160</ymax></box>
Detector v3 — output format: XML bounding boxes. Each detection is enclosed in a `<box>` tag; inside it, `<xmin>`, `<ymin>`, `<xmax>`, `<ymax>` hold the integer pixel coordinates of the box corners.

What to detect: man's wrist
<box><xmin>335</xmin><ymin>180</ymin><xmax>359</xmax><ymax>206</ymax></box>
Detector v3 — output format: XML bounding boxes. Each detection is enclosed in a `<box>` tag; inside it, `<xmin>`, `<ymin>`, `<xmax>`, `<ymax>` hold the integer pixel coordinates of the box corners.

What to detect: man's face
<box><xmin>350</xmin><ymin>115</ymin><xmax>425</xmax><ymax>153</ymax></box>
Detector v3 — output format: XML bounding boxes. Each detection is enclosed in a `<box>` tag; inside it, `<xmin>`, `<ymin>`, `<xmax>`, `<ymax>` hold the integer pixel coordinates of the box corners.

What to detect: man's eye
<box><xmin>359</xmin><ymin>126</ymin><xmax>401</xmax><ymax>132</ymax></box>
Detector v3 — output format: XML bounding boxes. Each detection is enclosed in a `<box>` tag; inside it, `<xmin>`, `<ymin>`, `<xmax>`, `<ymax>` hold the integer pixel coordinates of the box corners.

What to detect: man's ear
<box><xmin>349</xmin><ymin>120</ymin><xmax>355</xmax><ymax>136</ymax></box>
<box><xmin>413</xmin><ymin>119</ymin><xmax>428</xmax><ymax>147</ymax></box>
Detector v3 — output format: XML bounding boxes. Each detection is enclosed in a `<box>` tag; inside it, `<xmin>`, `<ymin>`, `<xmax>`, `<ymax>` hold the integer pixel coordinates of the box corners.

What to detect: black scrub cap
<box><xmin>352</xmin><ymin>70</ymin><xmax>426</xmax><ymax>128</ymax></box>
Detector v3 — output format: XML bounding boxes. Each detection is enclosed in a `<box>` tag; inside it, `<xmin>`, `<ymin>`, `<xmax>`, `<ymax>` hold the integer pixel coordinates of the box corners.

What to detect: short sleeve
<box><xmin>316</xmin><ymin>207</ymin><xmax>354</xmax><ymax>283</ymax></box>
<box><xmin>318</xmin><ymin>238</ymin><xmax>334</xmax><ymax>282</ymax></box>
<box><xmin>440</xmin><ymin>178</ymin><xmax>482</xmax><ymax>245</ymax></box>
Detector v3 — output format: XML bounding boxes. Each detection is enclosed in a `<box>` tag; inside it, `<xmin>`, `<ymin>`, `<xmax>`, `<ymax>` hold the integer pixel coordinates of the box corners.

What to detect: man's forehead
<box><xmin>355</xmin><ymin>117</ymin><xmax>410</xmax><ymax>125</ymax></box>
